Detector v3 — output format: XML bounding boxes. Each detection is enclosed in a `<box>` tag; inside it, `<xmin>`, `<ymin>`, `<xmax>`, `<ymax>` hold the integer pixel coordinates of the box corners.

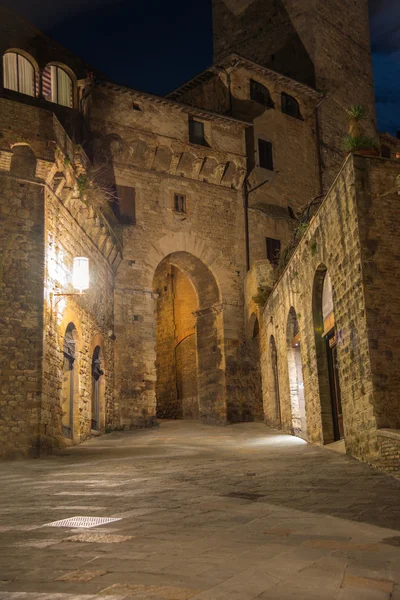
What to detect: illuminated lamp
<box><xmin>72</xmin><ymin>257</ymin><xmax>89</xmax><ymax>294</ymax></box>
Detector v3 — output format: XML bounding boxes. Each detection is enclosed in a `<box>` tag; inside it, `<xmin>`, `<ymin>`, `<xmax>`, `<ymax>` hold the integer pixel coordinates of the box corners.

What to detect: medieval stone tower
<box><xmin>212</xmin><ymin>0</ymin><xmax>377</xmax><ymax>188</ymax></box>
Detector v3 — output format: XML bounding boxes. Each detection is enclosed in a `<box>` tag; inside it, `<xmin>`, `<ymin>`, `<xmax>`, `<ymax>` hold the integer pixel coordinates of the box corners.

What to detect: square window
<box><xmin>266</xmin><ymin>237</ymin><xmax>281</xmax><ymax>266</ymax></box>
<box><xmin>258</xmin><ymin>139</ymin><xmax>273</xmax><ymax>170</ymax></box>
<box><xmin>174</xmin><ymin>193</ymin><xmax>186</xmax><ymax>213</ymax></box>
<box><xmin>115</xmin><ymin>185</ymin><xmax>136</xmax><ymax>224</ymax></box>
<box><xmin>189</xmin><ymin>118</ymin><xmax>206</xmax><ymax>146</ymax></box>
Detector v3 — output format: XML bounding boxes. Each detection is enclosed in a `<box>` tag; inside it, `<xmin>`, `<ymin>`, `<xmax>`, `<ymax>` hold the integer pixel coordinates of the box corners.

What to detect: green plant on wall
<box><xmin>76</xmin><ymin>174</ymin><xmax>88</xmax><ymax>197</ymax></box>
<box><xmin>342</xmin><ymin>105</ymin><xmax>379</xmax><ymax>154</ymax></box>
<box><xmin>346</xmin><ymin>104</ymin><xmax>369</xmax><ymax>137</ymax></box>
<box><xmin>252</xmin><ymin>286</ymin><xmax>272</xmax><ymax>307</ymax></box>
<box><xmin>342</xmin><ymin>135</ymin><xmax>379</xmax><ymax>153</ymax></box>
<box><xmin>310</xmin><ymin>238</ymin><xmax>318</xmax><ymax>256</ymax></box>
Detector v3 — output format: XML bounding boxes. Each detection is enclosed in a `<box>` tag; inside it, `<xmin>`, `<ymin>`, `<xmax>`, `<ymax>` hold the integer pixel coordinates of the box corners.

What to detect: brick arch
<box><xmin>153</xmin><ymin>251</ymin><xmax>226</xmax><ymax>424</ymax></box>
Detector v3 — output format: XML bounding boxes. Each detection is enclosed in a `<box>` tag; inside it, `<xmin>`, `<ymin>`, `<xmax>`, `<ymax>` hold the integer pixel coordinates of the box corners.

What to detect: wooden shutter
<box><xmin>116</xmin><ymin>185</ymin><xmax>136</xmax><ymax>224</ymax></box>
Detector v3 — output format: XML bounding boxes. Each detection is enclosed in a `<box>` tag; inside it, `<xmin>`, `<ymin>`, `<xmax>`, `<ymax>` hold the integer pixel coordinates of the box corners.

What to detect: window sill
<box><xmin>281</xmin><ymin>112</ymin><xmax>304</xmax><ymax>121</ymax></box>
<box><xmin>188</xmin><ymin>140</ymin><xmax>210</xmax><ymax>149</ymax></box>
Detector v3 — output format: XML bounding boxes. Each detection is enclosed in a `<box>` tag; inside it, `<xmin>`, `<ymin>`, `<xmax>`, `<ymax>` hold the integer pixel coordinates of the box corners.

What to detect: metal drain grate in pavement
<box><xmin>44</xmin><ymin>516</ymin><xmax>121</xmax><ymax>529</ymax></box>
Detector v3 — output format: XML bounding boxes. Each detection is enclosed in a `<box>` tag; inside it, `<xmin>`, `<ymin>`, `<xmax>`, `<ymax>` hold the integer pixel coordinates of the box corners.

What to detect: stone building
<box><xmin>0</xmin><ymin>3</ymin><xmax>399</xmax><ymax>476</ymax></box>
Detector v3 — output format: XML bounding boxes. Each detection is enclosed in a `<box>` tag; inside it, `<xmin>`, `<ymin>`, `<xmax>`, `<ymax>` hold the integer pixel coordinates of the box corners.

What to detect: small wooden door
<box><xmin>326</xmin><ymin>331</ymin><xmax>344</xmax><ymax>440</ymax></box>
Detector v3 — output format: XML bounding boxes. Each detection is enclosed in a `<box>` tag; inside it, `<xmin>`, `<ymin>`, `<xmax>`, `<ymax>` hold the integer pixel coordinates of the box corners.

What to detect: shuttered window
<box><xmin>189</xmin><ymin>118</ymin><xmax>206</xmax><ymax>146</ymax></box>
<box><xmin>258</xmin><ymin>139</ymin><xmax>273</xmax><ymax>170</ymax></box>
<box><xmin>116</xmin><ymin>185</ymin><xmax>136</xmax><ymax>224</ymax></box>
<box><xmin>174</xmin><ymin>193</ymin><xmax>186</xmax><ymax>213</ymax></box>
<box><xmin>266</xmin><ymin>237</ymin><xmax>281</xmax><ymax>266</ymax></box>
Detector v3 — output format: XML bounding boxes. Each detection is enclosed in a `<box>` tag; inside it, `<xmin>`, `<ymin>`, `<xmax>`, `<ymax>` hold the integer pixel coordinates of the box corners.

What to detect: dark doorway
<box><xmin>61</xmin><ymin>322</ymin><xmax>76</xmax><ymax>439</ymax></box>
<box><xmin>325</xmin><ymin>331</ymin><xmax>344</xmax><ymax>440</ymax></box>
<box><xmin>91</xmin><ymin>345</ymin><xmax>103</xmax><ymax>430</ymax></box>
<box><xmin>313</xmin><ymin>266</ymin><xmax>344</xmax><ymax>443</ymax></box>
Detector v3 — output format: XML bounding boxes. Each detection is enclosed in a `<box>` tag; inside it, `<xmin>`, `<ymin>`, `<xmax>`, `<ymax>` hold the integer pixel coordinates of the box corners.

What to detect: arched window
<box><xmin>281</xmin><ymin>92</ymin><xmax>302</xmax><ymax>119</ymax></box>
<box><xmin>43</xmin><ymin>64</ymin><xmax>73</xmax><ymax>108</ymax></box>
<box><xmin>3</xmin><ymin>51</ymin><xmax>36</xmax><ymax>97</ymax></box>
<box><xmin>250</xmin><ymin>79</ymin><xmax>274</xmax><ymax>107</ymax></box>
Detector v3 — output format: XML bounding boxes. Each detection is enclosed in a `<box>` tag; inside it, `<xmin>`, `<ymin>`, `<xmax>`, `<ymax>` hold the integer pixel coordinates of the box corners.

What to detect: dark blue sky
<box><xmin>1</xmin><ymin>0</ymin><xmax>399</xmax><ymax>135</ymax></box>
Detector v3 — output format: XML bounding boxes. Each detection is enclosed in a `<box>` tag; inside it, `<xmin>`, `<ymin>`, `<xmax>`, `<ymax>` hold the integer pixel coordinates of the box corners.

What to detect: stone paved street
<box><xmin>0</xmin><ymin>421</ymin><xmax>400</xmax><ymax>600</ymax></box>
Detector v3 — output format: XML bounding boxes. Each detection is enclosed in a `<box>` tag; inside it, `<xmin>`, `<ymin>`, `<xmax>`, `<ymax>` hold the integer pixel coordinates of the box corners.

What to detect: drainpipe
<box><xmin>315</xmin><ymin>95</ymin><xmax>327</xmax><ymax>195</ymax></box>
<box><xmin>243</xmin><ymin>180</ymin><xmax>250</xmax><ymax>272</ymax></box>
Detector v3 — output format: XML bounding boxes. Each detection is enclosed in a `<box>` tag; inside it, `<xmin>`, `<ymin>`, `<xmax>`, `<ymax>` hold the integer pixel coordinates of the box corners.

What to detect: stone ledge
<box><xmin>377</xmin><ymin>428</ymin><xmax>400</xmax><ymax>442</ymax></box>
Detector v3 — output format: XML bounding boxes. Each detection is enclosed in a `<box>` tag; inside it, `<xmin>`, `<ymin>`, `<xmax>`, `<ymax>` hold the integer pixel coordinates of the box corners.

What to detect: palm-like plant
<box><xmin>346</xmin><ymin>105</ymin><xmax>369</xmax><ymax>137</ymax></box>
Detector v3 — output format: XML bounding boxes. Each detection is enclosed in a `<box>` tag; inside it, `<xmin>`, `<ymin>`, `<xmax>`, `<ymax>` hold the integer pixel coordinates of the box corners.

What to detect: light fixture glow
<box><xmin>72</xmin><ymin>257</ymin><xmax>89</xmax><ymax>293</ymax></box>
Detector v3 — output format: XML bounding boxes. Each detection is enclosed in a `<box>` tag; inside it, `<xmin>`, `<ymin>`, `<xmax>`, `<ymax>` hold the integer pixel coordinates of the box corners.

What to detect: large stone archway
<box><xmin>153</xmin><ymin>251</ymin><xmax>226</xmax><ymax>425</ymax></box>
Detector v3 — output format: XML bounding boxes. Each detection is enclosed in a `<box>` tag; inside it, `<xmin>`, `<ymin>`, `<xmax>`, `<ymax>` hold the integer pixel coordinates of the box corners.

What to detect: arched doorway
<box><xmin>286</xmin><ymin>307</ymin><xmax>307</xmax><ymax>439</ymax></box>
<box><xmin>153</xmin><ymin>251</ymin><xmax>225</xmax><ymax>424</ymax></box>
<box><xmin>61</xmin><ymin>322</ymin><xmax>78</xmax><ymax>439</ymax></box>
<box><xmin>313</xmin><ymin>266</ymin><xmax>343</xmax><ymax>442</ymax></box>
<box><xmin>91</xmin><ymin>345</ymin><xmax>104</xmax><ymax>431</ymax></box>
<box><xmin>270</xmin><ymin>335</ymin><xmax>281</xmax><ymax>426</ymax></box>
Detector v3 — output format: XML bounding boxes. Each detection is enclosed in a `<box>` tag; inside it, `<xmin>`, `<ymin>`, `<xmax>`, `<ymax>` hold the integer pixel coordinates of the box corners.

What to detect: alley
<box><xmin>0</xmin><ymin>421</ymin><xmax>399</xmax><ymax>599</ymax></box>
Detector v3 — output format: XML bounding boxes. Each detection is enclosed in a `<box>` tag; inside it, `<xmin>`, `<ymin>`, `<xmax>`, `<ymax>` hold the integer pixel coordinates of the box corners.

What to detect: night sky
<box><xmin>1</xmin><ymin>0</ymin><xmax>398</xmax><ymax>135</ymax></box>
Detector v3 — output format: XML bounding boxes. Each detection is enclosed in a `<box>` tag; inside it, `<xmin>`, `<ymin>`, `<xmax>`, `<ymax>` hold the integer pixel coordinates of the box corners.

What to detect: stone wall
<box><xmin>0</xmin><ymin>98</ymin><xmax>120</xmax><ymax>455</ymax></box>
<box><xmin>42</xmin><ymin>186</ymin><xmax>116</xmax><ymax>446</ymax></box>
<box><xmin>377</xmin><ymin>430</ymin><xmax>400</xmax><ymax>478</ymax></box>
<box><xmin>0</xmin><ymin>175</ymin><xmax>45</xmax><ymax>458</ymax></box>
<box><xmin>259</xmin><ymin>154</ymin><xmax>400</xmax><ymax>469</ymax></box>
<box><xmin>169</xmin><ymin>60</ymin><xmax>322</xmax><ymax>267</ymax></box>
<box><xmin>211</xmin><ymin>0</ymin><xmax>377</xmax><ymax>190</ymax></box>
<box><xmin>89</xmin><ymin>84</ymin><xmax>254</xmax><ymax>426</ymax></box>
<box><xmin>356</xmin><ymin>158</ymin><xmax>400</xmax><ymax>430</ymax></box>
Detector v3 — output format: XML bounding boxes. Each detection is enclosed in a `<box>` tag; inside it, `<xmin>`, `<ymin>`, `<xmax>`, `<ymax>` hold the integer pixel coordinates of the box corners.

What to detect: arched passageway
<box><xmin>313</xmin><ymin>266</ymin><xmax>343</xmax><ymax>442</ymax></box>
<box><xmin>286</xmin><ymin>307</ymin><xmax>307</xmax><ymax>439</ymax></box>
<box><xmin>153</xmin><ymin>251</ymin><xmax>226</xmax><ymax>424</ymax></box>
<box><xmin>61</xmin><ymin>322</ymin><xmax>78</xmax><ymax>439</ymax></box>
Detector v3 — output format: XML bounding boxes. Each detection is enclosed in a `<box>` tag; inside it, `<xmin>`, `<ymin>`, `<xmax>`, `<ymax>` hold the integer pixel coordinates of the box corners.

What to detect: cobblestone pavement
<box><xmin>1</xmin><ymin>421</ymin><xmax>400</xmax><ymax>600</ymax></box>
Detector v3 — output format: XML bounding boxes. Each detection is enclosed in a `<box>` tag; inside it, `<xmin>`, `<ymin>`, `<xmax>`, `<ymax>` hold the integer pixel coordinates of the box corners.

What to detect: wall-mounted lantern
<box><xmin>52</xmin><ymin>256</ymin><xmax>90</xmax><ymax>301</ymax></box>
<box><xmin>72</xmin><ymin>257</ymin><xmax>89</xmax><ymax>294</ymax></box>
